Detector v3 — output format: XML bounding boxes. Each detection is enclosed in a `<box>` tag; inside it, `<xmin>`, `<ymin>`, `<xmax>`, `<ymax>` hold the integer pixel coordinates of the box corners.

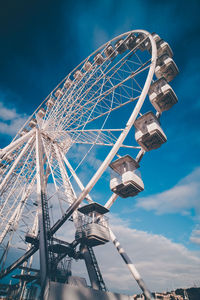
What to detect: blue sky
<box><xmin>0</xmin><ymin>0</ymin><xmax>200</xmax><ymax>294</ymax></box>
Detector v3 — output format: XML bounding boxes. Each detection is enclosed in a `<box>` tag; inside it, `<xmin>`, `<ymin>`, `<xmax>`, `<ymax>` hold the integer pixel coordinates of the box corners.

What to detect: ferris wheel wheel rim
<box><xmin>11</xmin><ymin>29</ymin><xmax>157</xmax><ymax>143</ymax></box>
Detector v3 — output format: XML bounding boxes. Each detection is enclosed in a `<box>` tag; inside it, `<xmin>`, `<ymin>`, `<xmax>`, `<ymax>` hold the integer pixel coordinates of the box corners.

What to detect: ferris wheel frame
<box><xmin>0</xmin><ymin>28</ymin><xmax>177</xmax><ymax>300</ymax></box>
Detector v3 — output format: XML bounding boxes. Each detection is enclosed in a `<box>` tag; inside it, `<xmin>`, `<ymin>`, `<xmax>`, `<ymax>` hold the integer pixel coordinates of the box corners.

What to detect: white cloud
<box><xmin>0</xmin><ymin>117</ymin><xmax>28</xmax><ymax>136</ymax></box>
<box><xmin>190</xmin><ymin>236</ymin><xmax>200</xmax><ymax>245</ymax></box>
<box><xmin>135</xmin><ymin>167</ymin><xmax>200</xmax><ymax>216</ymax></box>
<box><xmin>93</xmin><ymin>214</ymin><xmax>200</xmax><ymax>294</ymax></box>
<box><xmin>190</xmin><ymin>226</ymin><xmax>200</xmax><ymax>245</ymax></box>
<box><xmin>52</xmin><ymin>213</ymin><xmax>200</xmax><ymax>294</ymax></box>
<box><xmin>0</xmin><ymin>102</ymin><xmax>19</xmax><ymax>121</ymax></box>
<box><xmin>0</xmin><ymin>100</ymin><xmax>28</xmax><ymax>136</ymax></box>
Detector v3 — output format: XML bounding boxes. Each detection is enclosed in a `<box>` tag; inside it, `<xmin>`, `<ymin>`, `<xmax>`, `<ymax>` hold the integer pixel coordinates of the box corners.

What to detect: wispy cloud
<box><xmin>88</xmin><ymin>214</ymin><xmax>200</xmax><ymax>293</ymax></box>
<box><xmin>0</xmin><ymin>101</ymin><xmax>19</xmax><ymax>121</ymax></box>
<box><xmin>135</xmin><ymin>167</ymin><xmax>200</xmax><ymax>216</ymax></box>
<box><xmin>190</xmin><ymin>226</ymin><xmax>200</xmax><ymax>245</ymax></box>
<box><xmin>0</xmin><ymin>99</ymin><xmax>28</xmax><ymax>137</ymax></box>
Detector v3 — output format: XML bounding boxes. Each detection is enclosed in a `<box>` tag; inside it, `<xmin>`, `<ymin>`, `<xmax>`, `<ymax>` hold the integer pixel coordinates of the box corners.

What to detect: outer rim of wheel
<box><xmin>12</xmin><ymin>29</ymin><xmax>157</xmax><ymax>142</ymax></box>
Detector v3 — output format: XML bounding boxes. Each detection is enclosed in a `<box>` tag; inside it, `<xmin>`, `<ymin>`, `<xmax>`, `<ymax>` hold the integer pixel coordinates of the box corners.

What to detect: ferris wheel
<box><xmin>0</xmin><ymin>29</ymin><xmax>178</xmax><ymax>300</ymax></box>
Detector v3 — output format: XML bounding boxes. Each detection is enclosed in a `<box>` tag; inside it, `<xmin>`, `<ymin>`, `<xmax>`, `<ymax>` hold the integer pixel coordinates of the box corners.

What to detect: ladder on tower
<box><xmin>41</xmin><ymin>192</ymin><xmax>54</xmax><ymax>272</ymax></box>
<box><xmin>87</xmin><ymin>246</ymin><xmax>107</xmax><ymax>291</ymax></box>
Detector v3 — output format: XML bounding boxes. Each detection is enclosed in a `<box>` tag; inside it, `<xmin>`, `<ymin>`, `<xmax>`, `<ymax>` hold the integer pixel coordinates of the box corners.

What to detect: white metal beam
<box><xmin>0</xmin><ymin>135</ymin><xmax>35</xmax><ymax>194</ymax></box>
<box><xmin>35</xmin><ymin>129</ymin><xmax>49</xmax><ymax>292</ymax></box>
<box><xmin>0</xmin><ymin>129</ymin><xmax>35</xmax><ymax>161</ymax></box>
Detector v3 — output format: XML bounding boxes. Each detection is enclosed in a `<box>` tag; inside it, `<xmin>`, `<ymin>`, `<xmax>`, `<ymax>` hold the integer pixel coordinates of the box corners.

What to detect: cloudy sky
<box><xmin>0</xmin><ymin>0</ymin><xmax>200</xmax><ymax>295</ymax></box>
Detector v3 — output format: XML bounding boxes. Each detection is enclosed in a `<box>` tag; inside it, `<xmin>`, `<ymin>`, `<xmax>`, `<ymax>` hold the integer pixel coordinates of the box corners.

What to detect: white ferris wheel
<box><xmin>0</xmin><ymin>30</ymin><xmax>178</xmax><ymax>300</ymax></box>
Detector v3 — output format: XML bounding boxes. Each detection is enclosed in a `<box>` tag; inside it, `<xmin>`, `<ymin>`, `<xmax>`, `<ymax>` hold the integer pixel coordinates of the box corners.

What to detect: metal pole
<box><xmin>53</xmin><ymin>144</ymin><xmax>79</xmax><ymax>225</ymax></box>
<box><xmin>109</xmin><ymin>229</ymin><xmax>154</xmax><ymax>300</ymax></box>
<box><xmin>60</xmin><ymin>153</ymin><xmax>93</xmax><ymax>203</ymax></box>
<box><xmin>0</xmin><ymin>135</ymin><xmax>34</xmax><ymax>196</ymax></box>
<box><xmin>53</xmin><ymin>144</ymin><xmax>75</xmax><ymax>205</ymax></box>
<box><xmin>0</xmin><ymin>129</ymin><xmax>34</xmax><ymax>161</ymax></box>
<box><xmin>104</xmin><ymin>193</ymin><xmax>118</xmax><ymax>209</ymax></box>
<box><xmin>35</xmin><ymin>129</ymin><xmax>49</xmax><ymax>295</ymax></box>
<box><xmin>0</xmin><ymin>246</ymin><xmax>37</xmax><ymax>279</ymax></box>
<box><xmin>80</xmin><ymin>244</ymin><xmax>101</xmax><ymax>290</ymax></box>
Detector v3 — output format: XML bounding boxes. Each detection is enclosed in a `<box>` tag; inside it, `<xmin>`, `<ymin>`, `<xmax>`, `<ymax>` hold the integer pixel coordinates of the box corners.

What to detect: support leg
<box><xmin>109</xmin><ymin>229</ymin><xmax>154</xmax><ymax>300</ymax></box>
<box><xmin>80</xmin><ymin>244</ymin><xmax>101</xmax><ymax>290</ymax></box>
<box><xmin>35</xmin><ymin>130</ymin><xmax>49</xmax><ymax>295</ymax></box>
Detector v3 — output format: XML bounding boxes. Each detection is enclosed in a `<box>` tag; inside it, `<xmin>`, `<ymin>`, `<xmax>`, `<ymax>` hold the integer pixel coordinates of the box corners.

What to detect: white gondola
<box><xmin>136</xmin><ymin>33</ymin><xmax>150</xmax><ymax>51</ymax></box>
<box><xmin>55</xmin><ymin>88</ymin><xmax>63</xmax><ymax>99</ymax></box>
<box><xmin>149</xmin><ymin>33</ymin><xmax>173</xmax><ymax>58</ymax></box>
<box><xmin>109</xmin><ymin>155</ymin><xmax>144</xmax><ymax>198</ymax></box>
<box><xmin>134</xmin><ymin>111</ymin><xmax>167</xmax><ymax>151</ymax></box>
<box><xmin>157</xmin><ymin>39</ymin><xmax>173</xmax><ymax>58</ymax></box>
<box><xmin>151</xmin><ymin>32</ymin><xmax>161</xmax><ymax>44</ymax></box>
<box><xmin>29</xmin><ymin>118</ymin><xmax>37</xmax><ymax>128</ymax></box>
<box><xmin>73</xmin><ymin>70</ymin><xmax>83</xmax><ymax>81</ymax></box>
<box><xmin>5</xmin><ymin>154</ymin><xmax>14</xmax><ymax>163</ymax></box>
<box><xmin>104</xmin><ymin>44</ymin><xmax>116</xmax><ymax>59</ymax></box>
<box><xmin>75</xmin><ymin>203</ymin><xmax>110</xmax><ymax>247</ymax></box>
<box><xmin>64</xmin><ymin>78</ymin><xmax>73</xmax><ymax>89</ymax></box>
<box><xmin>115</xmin><ymin>39</ymin><xmax>127</xmax><ymax>54</ymax></box>
<box><xmin>126</xmin><ymin>33</ymin><xmax>137</xmax><ymax>50</ymax></box>
<box><xmin>83</xmin><ymin>61</ymin><xmax>92</xmax><ymax>71</ymax></box>
<box><xmin>155</xmin><ymin>54</ymin><xmax>179</xmax><ymax>82</ymax></box>
<box><xmin>37</xmin><ymin>107</ymin><xmax>46</xmax><ymax>118</ymax></box>
<box><xmin>148</xmin><ymin>78</ymin><xmax>178</xmax><ymax>113</ymax></box>
<box><xmin>60</xmin><ymin>135</ymin><xmax>72</xmax><ymax>152</ymax></box>
<box><xmin>46</xmin><ymin>97</ymin><xmax>55</xmax><ymax>108</ymax></box>
<box><xmin>20</xmin><ymin>128</ymin><xmax>29</xmax><ymax>136</ymax></box>
<box><xmin>94</xmin><ymin>53</ymin><xmax>104</xmax><ymax>65</ymax></box>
